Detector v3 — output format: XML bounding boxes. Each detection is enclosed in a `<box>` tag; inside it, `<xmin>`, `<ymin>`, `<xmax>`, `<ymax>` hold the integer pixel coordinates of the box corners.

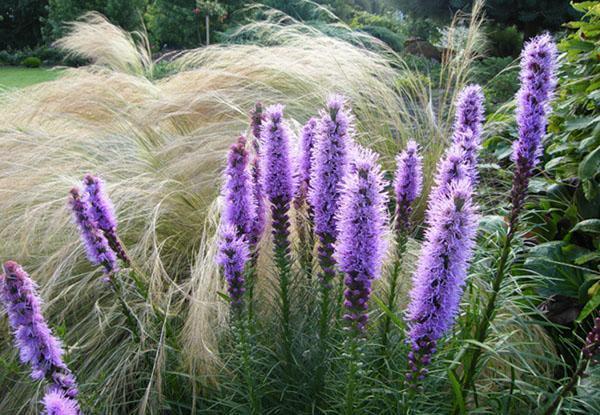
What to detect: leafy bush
<box><xmin>485</xmin><ymin>24</ymin><xmax>523</xmax><ymax>57</ymax></box>
<box><xmin>20</xmin><ymin>56</ymin><xmax>42</xmax><ymax>68</ymax></box>
<box><xmin>471</xmin><ymin>56</ymin><xmax>519</xmax><ymax>108</ymax></box>
<box><xmin>361</xmin><ymin>24</ymin><xmax>406</xmax><ymax>51</ymax></box>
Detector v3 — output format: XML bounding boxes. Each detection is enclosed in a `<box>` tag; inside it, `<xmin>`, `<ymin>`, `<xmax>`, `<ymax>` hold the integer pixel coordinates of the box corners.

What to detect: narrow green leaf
<box><xmin>448</xmin><ymin>369</ymin><xmax>466</xmax><ymax>415</ymax></box>
<box><xmin>372</xmin><ymin>295</ymin><xmax>405</xmax><ymax>329</ymax></box>
<box><xmin>576</xmin><ymin>289</ymin><xmax>600</xmax><ymax>323</ymax></box>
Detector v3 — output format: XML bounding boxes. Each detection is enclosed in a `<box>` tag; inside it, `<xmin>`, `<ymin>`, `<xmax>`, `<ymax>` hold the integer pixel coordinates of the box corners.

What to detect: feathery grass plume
<box><xmin>42</xmin><ymin>391</ymin><xmax>80</xmax><ymax>415</ymax></box>
<box><xmin>0</xmin><ymin>262</ymin><xmax>81</xmax><ymax>411</ymax></box>
<box><xmin>406</xmin><ymin>180</ymin><xmax>478</xmax><ymax>383</ymax></box>
<box><xmin>459</xmin><ymin>34</ymin><xmax>558</xmax><ymax>399</ymax></box>
<box><xmin>294</xmin><ymin>117</ymin><xmax>318</xmax><ymax>210</ymax></box>
<box><xmin>394</xmin><ymin>140</ymin><xmax>423</xmax><ymax>232</ymax></box>
<box><xmin>68</xmin><ymin>187</ymin><xmax>119</xmax><ymax>277</ymax></box>
<box><xmin>336</xmin><ymin>148</ymin><xmax>389</xmax><ymax>334</ymax></box>
<box><xmin>261</xmin><ymin>103</ymin><xmax>295</xmax><ymax>357</ymax></box>
<box><xmin>223</xmin><ymin>135</ymin><xmax>256</xmax><ymax>239</ymax></box>
<box><xmin>217</xmin><ymin>224</ymin><xmax>250</xmax><ymax>311</ymax></box>
<box><xmin>451</xmin><ymin>85</ymin><xmax>485</xmax><ymax>181</ymax></box>
<box><xmin>83</xmin><ymin>174</ymin><xmax>129</xmax><ymax>264</ymax></box>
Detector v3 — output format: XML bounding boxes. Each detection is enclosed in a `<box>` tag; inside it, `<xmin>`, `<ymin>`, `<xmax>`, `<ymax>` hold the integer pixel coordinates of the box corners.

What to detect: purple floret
<box><xmin>69</xmin><ymin>187</ymin><xmax>119</xmax><ymax>276</ymax></box>
<box><xmin>394</xmin><ymin>140</ymin><xmax>423</xmax><ymax>232</ymax></box>
<box><xmin>223</xmin><ymin>135</ymin><xmax>256</xmax><ymax>240</ymax></box>
<box><xmin>42</xmin><ymin>390</ymin><xmax>80</xmax><ymax>415</ymax></box>
<box><xmin>335</xmin><ymin>148</ymin><xmax>388</xmax><ymax>333</ymax></box>
<box><xmin>0</xmin><ymin>262</ymin><xmax>81</xmax><ymax>408</ymax></box>
<box><xmin>83</xmin><ymin>174</ymin><xmax>128</xmax><ymax>264</ymax></box>
<box><xmin>217</xmin><ymin>224</ymin><xmax>250</xmax><ymax>309</ymax></box>
<box><xmin>451</xmin><ymin>85</ymin><xmax>485</xmax><ymax>182</ymax></box>
<box><xmin>406</xmin><ymin>179</ymin><xmax>478</xmax><ymax>379</ymax></box>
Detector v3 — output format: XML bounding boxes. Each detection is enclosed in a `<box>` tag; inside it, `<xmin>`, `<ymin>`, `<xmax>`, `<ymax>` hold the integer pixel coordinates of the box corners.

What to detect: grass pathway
<box><xmin>0</xmin><ymin>67</ymin><xmax>64</xmax><ymax>89</ymax></box>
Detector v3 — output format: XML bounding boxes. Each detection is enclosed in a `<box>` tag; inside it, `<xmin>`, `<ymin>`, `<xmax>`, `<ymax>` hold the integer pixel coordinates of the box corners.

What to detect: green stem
<box><xmin>109</xmin><ymin>273</ymin><xmax>140</xmax><ymax>341</ymax></box>
<box><xmin>541</xmin><ymin>358</ymin><xmax>588</xmax><ymax>415</ymax></box>
<box><xmin>459</xmin><ymin>225</ymin><xmax>516</xmax><ymax>407</ymax></box>
<box><xmin>237</xmin><ymin>317</ymin><xmax>261</xmax><ymax>414</ymax></box>
<box><xmin>274</xmin><ymin>234</ymin><xmax>292</xmax><ymax>365</ymax></box>
<box><xmin>344</xmin><ymin>337</ymin><xmax>359</xmax><ymax>415</ymax></box>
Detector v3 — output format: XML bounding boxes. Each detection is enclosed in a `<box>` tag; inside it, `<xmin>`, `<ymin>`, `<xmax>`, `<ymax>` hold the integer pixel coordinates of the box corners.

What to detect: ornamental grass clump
<box><xmin>0</xmin><ymin>261</ymin><xmax>81</xmax><ymax>414</ymax></box>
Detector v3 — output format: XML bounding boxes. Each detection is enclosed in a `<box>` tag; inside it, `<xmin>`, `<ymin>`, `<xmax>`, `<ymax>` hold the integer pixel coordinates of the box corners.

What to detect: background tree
<box><xmin>0</xmin><ymin>0</ymin><xmax>47</xmax><ymax>49</ymax></box>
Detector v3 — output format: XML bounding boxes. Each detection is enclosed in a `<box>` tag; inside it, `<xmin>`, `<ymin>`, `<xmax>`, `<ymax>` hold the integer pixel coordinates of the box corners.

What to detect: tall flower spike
<box><xmin>294</xmin><ymin>117</ymin><xmax>318</xmax><ymax>210</ymax></box>
<box><xmin>250</xmin><ymin>101</ymin><xmax>265</xmax><ymax>143</ymax></box>
<box><xmin>69</xmin><ymin>187</ymin><xmax>119</xmax><ymax>276</ymax></box>
<box><xmin>394</xmin><ymin>140</ymin><xmax>423</xmax><ymax>232</ymax></box>
<box><xmin>217</xmin><ymin>224</ymin><xmax>250</xmax><ymax>310</ymax></box>
<box><xmin>0</xmin><ymin>262</ymin><xmax>81</xmax><ymax>409</ymax></box>
<box><xmin>223</xmin><ymin>135</ymin><xmax>256</xmax><ymax>239</ymax></box>
<box><xmin>42</xmin><ymin>390</ymin><xmax>80</xmax><ymax>415</ymax></box>
<box><xmin>406</xmin><ymin>179</ymin><xmax>478</xmax><ymax>382</ymax></box>
<box><xmin>309</xmin><ymin>94</ymin><xmax>353</xmax><ymax>287</ymax></box>
<box><xmin>335</xmin><ymin>148</ymin><xmax>388</xmax><ymax>333</ymax></box>
<box><xmin>452</xmin><ymin>85</ymin><xmax>485</xmax><ymax>181</ymax></box>
<box><xmin>261</xmin><ymin>104</ymin><xmax>295</xmax><ymax>354</ymax></box>
<box><xmin>426</xmin><ymin>145</ymin><xmax>470</xmax><ymax>219</ymax></box>
<box><xmin>83</xmin><ymin>174</ymin><xmax>128</xmax><ymax>264</ymax></box>
<box><xmin>510</xmin><ymin>34</ymin><xmax>558</xmax><ymax>224</ymax></box>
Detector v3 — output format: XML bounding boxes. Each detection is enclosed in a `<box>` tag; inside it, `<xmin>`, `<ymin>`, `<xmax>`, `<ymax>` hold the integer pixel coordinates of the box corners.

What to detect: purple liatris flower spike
<box><xmin>426</xmin><ymin>146</ymin><xmax>470</xmax><ymax>219</ymax></box>
<box><xmin>452</xmin><ymin>85</ymin><xmax>485</xmax><ymax>181</ymax></box>
<box><xmin>223</xmin><ymin>135</ymin><xmax>256</xmax><ymax>239</ymax></box>
<box><xmin>335</xmin><ymin>148</ymin><xmax>388</xmax><ymax>333</ymax></box>
<box><xmin>83</xmin><ymin>174</ymin><xmax>128</xmax><ymax>264</ymax></box>
<box><xmin>250</xmin><ymin>102</ymin><xmax>265</xmax><ymax>143</ymax></box>
<box><xmin>250</xmin><ymin>156</ymin><xmax>266</xmax><ymax>247</ymax></box>
<box><xmin>0</xmin><ymin>262</ymin><xmax>81</xmax><ymax>408</ymax></box>
<box><xmin>42</xmin><ymin>390</ymin><xmax>80</xmax><ymax>415</ymax></box>
<box><xmin>510</xmin><ymin>34</ymin><xmax>557</xmax><ymax>225</ymax></box>
<box><xmin>217</xmin><ymin>224</ymin><xmax>250</xmax><ymax>310</ymax></box>
<box><xmin>261</xmin><ymin>104</ymin><xmax>294</xmax><ymax>221</ymax></box>
<box><xmin>394</xmin><ymin>140</ymin><xmax>423</xmax><ymax>232</ymax></box>
<box><xmin>69</xmin><ymin>187</ymin><xmax>119</xmax><ymax>276</ymax></box>
<box><xmin>309</xmin><ymin>94</ymin><xmax>353</xmax><ymax>286</ymax></box>
<box><xmin>294</xmin><ymin>117</ymin><xmax>318</xmax><ymax>210</ymax></box>
<box><xmin>405</xmin><ymin>179</ymin><xmax>478</xmax><ymax>381</ymax></box>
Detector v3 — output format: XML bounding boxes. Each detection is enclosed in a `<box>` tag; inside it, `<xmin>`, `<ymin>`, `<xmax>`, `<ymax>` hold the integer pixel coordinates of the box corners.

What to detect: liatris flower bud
<box><xmin>510</xmin><ymin>34</ymin><xmax>557</xmax><ymax>226</ymax></box>
<box><xmin>69</xmin><ymin>187</ymin><xmax>119</xmax><ymax>276</ymax></box>
<box><xmin>310</xmin><ymin>94</ymin><xmax>353</xmax><ymax>287</ymax></box>
<box><xmin>583</xmin><ymin>316</ymin><xmax>600</xmax><ymax>363</ymax></box>
<box><xmin>250</xmin><ymin>102</ymin><xmax>264</xmax><ymax>143</ymax></box>
<box><xmin>294</xmin><ymin>117</ymin><xmax>318</xmax><ymax>210</ymax></box>
<box><xmin>335</xmin><ymin>148</ymin><xmax>388</xmax><ymax>333</ymax></box>
<box><xmin>217</xmin><ymin>224</ymin><xmax>250</xmax><ymax>310</ymax></box>
<box><xmin>394</xmin><ymin>140</ymin><xmax>423</xmax><ymax>232</ymax></box>
<box><xmin>42</xmin><ymin>390</ymin><xmax>80</xmax><ymax>415</ymax></box>
<box><xmin>406</xmin><ymin>179</ymin><xmax>478</xmax><ymax>380</ymax></box>
<box><xmin>83</xmin><ymin>174</ymin><xmax>128</xmax><ymax>264</ymax></box>
<box><xmin>452</xmin><ymin>85</ymin><xmax>485</xmax><ymax>182</ymax></box>
<box><xmin>0</xmin><ymin>262</ymin><xmax>81</xmax><ymax>409</ymax></box>
<box><xmin>223</xmin><ymin>135</ymin><xmax>256</xmax><ymax>239</ymax></box>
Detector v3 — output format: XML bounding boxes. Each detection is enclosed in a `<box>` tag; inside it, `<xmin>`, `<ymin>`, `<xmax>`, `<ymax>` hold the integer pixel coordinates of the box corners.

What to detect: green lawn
<box><xmin>0</xmin><ymin>67</ymin><xmax>64</xmax><ymax>89</ymax></box>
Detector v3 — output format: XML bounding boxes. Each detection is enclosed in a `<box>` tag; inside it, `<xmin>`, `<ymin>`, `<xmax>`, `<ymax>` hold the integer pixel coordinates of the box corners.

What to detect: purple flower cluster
<box><xmin>309</xmin><ymin>94</ymin><xmax>353</xmax><ymax>286</ymax></box>
<box><xmin>406</xmin><ymin>179</ymin><xmax>478</xmax><ymax>381</ymax></box>
<box><xmin>452</xmin><ymin>85</ymin><xmax>485</xmax><ymax>181</ymax></box>
<box><xmin>510</xmin><ymin>34</ymin><xmax>557</xmax><ymax>225</ymax></box>
<box><xmin>0</xmin><ymin>261</ymin><xmax>81</xmax><ymax>412</ymax></box>
<box><xmin>217</xmin><ymin>224</ymin><xmax>250</xmax><ymax>309</ymax></box>
<box><xmin>69</xmin><ymin>187</ymin><xmax>119</xmax><ymax>276</ymax></box>
<box><xmin>427</xmin><ymin>145</ymin><xmax>470</xmax><ymax>214</ymax></box>
<box><xmin>223</xmin><ymin>135</ymin><xmax>256</xmax><ymax>239</ymax></box>
<box><xmin>335</xmin><ymin>148</ymin><xmax>388</xmax><ymax>333</ymax></box>
<box><xmin>583</xmin><ymin>316</ymin><xmax>600</xmax><ymax>363</ymax></box>
<box><xmin>394</xmin><ymin>140</ymin><xmax>423</xmax><ymax>232</ymax></box>
<box><xmin>294</xmin><ymin>117</ymin><xmax>318</xmax><ymax>210</ymax></box>
<box><xmin>42</xmin><ymin>391</ymin><xmax>80</xmax><ymax>415</ymax></box>
<box><xmin>83</xmin><ymin>174</ymin><xmax>128</xmax><ymax>264</ymax></box>
<box><xmin>250</xmin><ymin>101</ymin><xmax>265</xmax><ymax>143</ymax></box>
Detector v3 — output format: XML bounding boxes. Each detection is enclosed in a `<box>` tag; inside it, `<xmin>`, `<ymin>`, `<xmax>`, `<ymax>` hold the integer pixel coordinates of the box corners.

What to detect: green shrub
<box><xmin>361</xmin><ymin>25</ymin><xmax>406</xmax><ymax>51</ymax></box>
<box><xmin>485</xmin><ymin>24</ymin><xmax>523</xmax><ymax>57</ymax></box>
<box><xmin>21</xmin><ymin>56</ymin><xmax>42</xmax><ymax>68</ymax></box>
<box><xmin>471</xmin><ymin>56</ymin><xmax>518</xmax><ymax>108</ymax></box>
